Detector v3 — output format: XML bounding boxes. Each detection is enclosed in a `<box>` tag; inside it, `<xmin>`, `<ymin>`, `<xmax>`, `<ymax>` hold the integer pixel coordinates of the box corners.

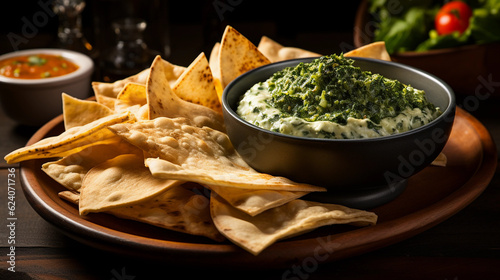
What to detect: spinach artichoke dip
<box><xmin>236</xmin><ymin>54</ymin><xmax>441</xmax><ymax>139</ymax></box>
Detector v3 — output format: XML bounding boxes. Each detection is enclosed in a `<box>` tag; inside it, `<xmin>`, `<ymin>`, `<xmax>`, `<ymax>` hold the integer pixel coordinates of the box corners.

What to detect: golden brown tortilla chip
<box><xmin>211</xmin><ymin>194</ymin><xmax>378</xmax><ymax>255</ymax></box>
<box><xmin>108</xmin><ymin>117</ymin><xmax>325</xmax><ymax>192</ymax></box>
<box><xmin>146</xmin><ymin>55</ymin><xmax>225</xmax><ymax>132</ymax></box>
<box><xmin>92</xmin><ymin>60</ymin><xmax>185</xmax><ymax>110</ymax></box>
<box><xmin>79</xmin><ymin>154</ymin><xmax>183</xmax><ymax>215</ymax></box>
<box><xmin>159</xmin><ymin>58</ymin><xmax>187</xmax><ymax>87</ymax></box>
<box><xmin>208</xmin><ymin>42</ymin><xmax>224</xmax><ymax>100</ymax></box>
<box><xmin>114</xmin><ymin>82</ymin><xmax>148</xmax><ymax>113</ymax></box>
<box><xmin>62</xmin><ymin>93</ymin><xmax>114</xmax><ymax>130</ymax></box>
<box><xmin>209</xmin><ymin>42</ymin><xmax>221</xmax><ymax>70</ymax></box>
<box><xmin>257</xmin><ymin>36</ymin><xmax>321</xmax><ymax>62</ymax></box>
<box><xmin>431</xmin><ymin>152</ymin><xmax>447</xmax><ymax>167</ymax></box>
<box><xmin>219</xmin><ymin>26</ymin><xmax>271</xmax><ymax>89</ymax></box>
<box><xmin>172</xmin><ymin>52</ymin><xmax>222</xmax><ymax>114</ymax></box>
<box><xmin>59</xmin><ymin>185</ymin><xmax>225</xmax><ymax>241</ymax></box>
<box><xmin>59</xmin><ymin>190</ymin><xmax>80</xmax><ymax>204</ymax></box>
<box><xmin>4</xmin><ymin>111</ymin><xmax>135</xmax><ymax>164</ymax></box>
<box><xmin>42</xmin><ymin>140</ymin><xmax>143</xmax><ymax>192</ymax></box>
<box><xmin>345</xmin><ymin>41</ymin><xmax>391</xmax><ymax>61</ymax></box>
<box><xmin>208</xmin><ymin>185</ymin><xmax>309</xmax><ymax>216</ymax></box>
<box><xmin>92</xmin><ymin>69</ymin><xmax>150</xmax><ymax>109</ymax></box>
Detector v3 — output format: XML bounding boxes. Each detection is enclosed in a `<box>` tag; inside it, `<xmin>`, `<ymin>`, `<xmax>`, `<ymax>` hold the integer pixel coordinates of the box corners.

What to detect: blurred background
<box><xmin>0</xmin><ymin>0</ymin><xmax>362</xmax><ymax>81</ymax></box>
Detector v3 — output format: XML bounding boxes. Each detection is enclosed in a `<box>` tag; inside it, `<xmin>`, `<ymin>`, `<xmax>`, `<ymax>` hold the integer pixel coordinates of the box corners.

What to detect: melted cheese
<box><xmin>237</xmin><ymin>82</ymin><xmax>437</xmax><ymax>139</ymax></box>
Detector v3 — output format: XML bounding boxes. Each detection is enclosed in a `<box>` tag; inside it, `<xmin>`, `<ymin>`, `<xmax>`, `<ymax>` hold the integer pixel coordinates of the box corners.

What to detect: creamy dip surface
<box><xmin>236</xmin><ymin>55</ymin><xmax>441</xmax><ymax>139</ymax></box>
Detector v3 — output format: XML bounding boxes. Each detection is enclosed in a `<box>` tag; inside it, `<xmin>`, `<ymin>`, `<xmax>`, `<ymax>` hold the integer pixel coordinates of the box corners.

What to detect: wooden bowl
<box><xmin>354</xmin><ymin>0</ymin><xmax>500</xmax><ymax>96</ymax></box>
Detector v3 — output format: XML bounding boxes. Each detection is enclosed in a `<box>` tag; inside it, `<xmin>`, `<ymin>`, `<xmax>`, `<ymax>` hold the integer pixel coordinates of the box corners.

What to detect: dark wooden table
<box><xmin>2</xmin><ymin>13</ymin><xmax>500</xmax><ymax>275</ymax></box>
<box><xmin>1</xmin><ymin>90</ymin><xmax>500</xmax><ymax>280</ymax></box>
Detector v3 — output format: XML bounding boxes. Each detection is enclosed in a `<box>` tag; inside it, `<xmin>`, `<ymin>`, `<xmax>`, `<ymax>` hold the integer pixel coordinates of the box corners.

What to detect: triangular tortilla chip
<box><xmin>345</xmin><ymin>41</ymin><xmax>391</xmax><ymax>61</ymax></box>
<box><xmin>210</xmin><ymin>194</ymin><xmax>378</xmax><ymax>255</ymax></box>
<box><xmin>4</xmin><ymin>111</ymin><xmax>135</xmax><ymax>164</ymax></box>
<box><xmin>92</xmin><ymin>61</ymin><xmax>185</xmax><ymax>110</ymax></box>
<box><xmin>114</xmin><ymin>82</ymin><xmax>147</xmax><ymax>113</ymax></box>
<box><xmin>431</xmin><ymin>152</ymin><xmax>447</xmax><ymax>167</ymax></box>
<box><xmin>62</xmin><ymin>93</ymin><xmax>114</xmax><ymax>130</ymax></box>
<box><xmin>208</xmin><ymin>185</ymin><xmax>309</xmax><ymax>216</ymax></box>
<box><xmin>146</xmin><ymin>55</ymin><xmax>225</xmax><ymax>132</ymax></box>
<box><xmin>257</xmin><ymin>36</ymin><xmax>321</xmax><ymax>63</ymax></box>
<box><xmin>107</xmin><ymin>117</ymin><xmax>325</xmax><ymax>192</ymax></box>
<box><xmin>172</xmin><ymin>52</ymin><xmax>222</xmax><ymax>114</ymax></box>
<box><xmin>209</xmin><ymin>42</ymin><xmax>221</xmax><ymax>71</ymax></box>
<box><xmin>42</xmin><ymin>140</ymin><xmax>143</xmax><ymax>192</ymax></box>
<box><xmin>59</xmin><ymin>184</ymin><xmax>225</xmax><ymax>241</ymax></box>
<box><xmin>92</xmin><ymin>69</ymin><xmax>151</xmax><ymax>109</ymax></box>
<box><xmin>159</xmin><ymin>58</ymin><xmax>187</xmax><ymax>87</ymax></box>
<box><xmin>208</xmin><ymin>42</ymin><xmax>224</xmax><ymax>100</ymax></box>
<box><xmin>110</xmin><ymin>184</ymin><xmax>224</xmax><ymax>241</ymax></box>
<box><xmin>219</xmin><ymin>26</ymin><xmax>271</xmax><ymax>88</ymax></box>
<box><xmin>58</xmin><ymin>190</ymin><xmax>80</xmax><ymax>204</ymax></box>
<box><xmin>79</xmin><ymin>154</ymin><xmax>183</xmax><ymax>215</ymax></box>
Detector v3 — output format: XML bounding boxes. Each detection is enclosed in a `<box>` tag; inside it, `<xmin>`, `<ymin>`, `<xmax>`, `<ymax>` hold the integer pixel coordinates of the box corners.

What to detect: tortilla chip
<box><xmin>211</xmin><ymin>194</ymin><xmax>378</xmax><ymax>255</ymax></box>
<box><xmin>59</xmin><ymin>185</ymin><xmax>225</xmax><ymax>241</ymax></box>
<box><xmin>114</xmin><ymin>82</ymin><xmax>147</xmax><ymax>113</ymax></box>
<box><xmin>92</xmin><ymin>61</ymin><xmax>185</xmax><ymax>110</ymax></box>
<box><xmin>108</xmin><ymin>117</ymin><xmax>325</xmax><ymax>192</ymax></box>
<box><xmin>172</xmin><ymin>52</ymin><xmax>222</xmax><ymax>114</ymax></box>
<box><xmin>159</xmin><ymin>59</ymin><xmax>187</xmax><ymax>87</ymax></box>
<box><xmin>208</xmin><ymin>42</ymin><xmax>224</xmax><ymax>100</ymax></box>
<box><xmin>92</xmin><ymin>69</ymin><xmax>150</xmax><ymax>109</ymax></box>
<box><xmin>257</xmin><ymin>36</ymin><xmax>321</xmax><ymax>63</ymax></box>
<box><xmin>116</xmin><ymin>82</ymin><xmax>147</xmax><ymax>104</ymax></box>
<box><xmin>146</xmin><ymin>55</ymin><xmax>225</xmax><ymax>132</ymax></box>
<box><xmin>130</xmin><ymin>104</ymin><xmax>150</xmax><ymax>121</ymax></box>
<box><xmin>91</xmin><ymin>85</ymin><xmax>118</xmax><ymax>109</ymax></box>
<box><xmin>62</xmin><ymin>93</ymin><xmax>114</xmax><ymax>130</ymax></box>
<box><xmin>42</xmin><ymin>140</ymin><xmax>143</xmax><ymax>192</ymax></box>
<box><xmin>59</xmin><ymin>190</ymin><xmax>80</xmax><ymax>204</ymax></box>
<box><xmin>209</xmin><ymin>42</ymin><xmax>221</xmax><ymax>70</ymax></box>
<box><xmin>4</xmin><ymin>111</ymin><xmax>135</xmax><ymax>164</ymax></box>
<box><xmin>431</xmin><ymin>152</ymin><xmax>447</xmax><ymax>167</ymax></box>
<box><xmin>345</xmin><ymin>41</ymin><xmax>391</xmax><ymax>61</ymax></box>
<box><xmin>219</xmin><ymin>26</ymin><xmax>271</xmax><ymax>89</ymax></box>
<box><xmin>79</xmin><ymin>154</ymin><xmax>183</xmax><ymax>215</ymax></box>
<box><xmin>208</xmin><ymin>185</ymin><xmax>309</xmax><ymax>216</ymax></box>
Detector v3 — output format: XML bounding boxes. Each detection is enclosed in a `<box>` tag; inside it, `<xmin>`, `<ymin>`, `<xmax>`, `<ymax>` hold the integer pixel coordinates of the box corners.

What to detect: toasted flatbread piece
<box><xmin>114</xmin><ymin>82</ymin><xmax>148</xmax><ymax>113</ymax></box>
<box><xmin>59</xmin><ymin>190</ymin><xmax>80</xmax><ymax>204</ymax></box>
<box><xmin>62</xmin><ymin>93</ymin><xmax>113</xmax><ymax>130</ymax></box>
<box><xmin>4</xmin><ymin>111</ymin><xmax>135</xmax><ymax>164</ymax></box>
<box><xmin>345</xmin><ymin>41</ymin><xmax>391</xmax><ymax>61</ymax></box>
<box><xmin>92</xmin><ymin>60</ymin><xmax>185</xmax><ymax>110</ymax></box>
<box><xmin>219</xmin><ymin>26</ymin><xmax>271</xmax><ymax>89</ymax></box>
<box><xmin>42</xmin><ymin>140</ymin><xmax>142</xmax><ymax>192</ymax></box>
<box><xmin>59</xmin><ymin>185</ymin><xmax>225</xmax><ymax>241</ymax></box>
<box><xmin>92</xmin><ymin>69</ymin><xmax>151</xmax><ymax>109</ymax></box>
<box><xmin>146</xmin><ymin>55</ymin><xmax>225</xmax><ymax>131</ymax></box>
<box><xmin>211</xmin><ymin>194</ymin><xmax>378</xmax><ymax>255</ymax></box>
<box><xmin>172</xmin><ymin>52</ymin><xmax>222</xmax><ymax>114</ymax></box>
<box><xmin>257</xmin><ymin>36</ymin><xmax>321</xmax><ymax>63</ymax></box>
<box><xmin>79</xmin><ymin>154</ymin><xmax>183</xmax><ymax>215</ymax></box>
<box><xmin>208</xmin><ymin>42</ymin><xmax>223</xmax><ymax>100</ymax></box>
<box><xmin>208</xmin><ymin>185</ymin><xmax>309</xmax><ymax>216</ymax></box>
<box><xmin>431</xmin><ymin>152</ymin><xmax>447</xmax><ymax>167</ymax></box>
<box><xmin>108</xmin><ymin>117</ymin><xmax>325</xmax><ymax>192</ymax></box>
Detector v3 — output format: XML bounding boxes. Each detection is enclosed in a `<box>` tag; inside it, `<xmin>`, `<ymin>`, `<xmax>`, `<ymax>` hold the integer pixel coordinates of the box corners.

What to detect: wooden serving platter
<box><xmin>19</xmin><ymin>107</ymin><xmax>496</xmax><ymax>268</ymax></box>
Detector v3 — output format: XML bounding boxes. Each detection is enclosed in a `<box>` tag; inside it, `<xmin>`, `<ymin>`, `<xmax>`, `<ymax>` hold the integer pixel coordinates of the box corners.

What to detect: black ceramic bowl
<box><xmin>222</xmin><ymin>57</ymin><xmax>455</xmax><ymax>207</ymax></box>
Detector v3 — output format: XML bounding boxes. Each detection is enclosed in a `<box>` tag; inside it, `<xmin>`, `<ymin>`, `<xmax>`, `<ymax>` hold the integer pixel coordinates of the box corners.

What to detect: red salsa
<box><xmin>0</xmin><ymin>54</ymin><xmax>79</xmax><ymax>79</ymax></box>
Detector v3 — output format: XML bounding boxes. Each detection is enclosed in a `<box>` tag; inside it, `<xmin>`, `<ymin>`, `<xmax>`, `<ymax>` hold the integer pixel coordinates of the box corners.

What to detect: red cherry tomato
<box><xmin>435</xmin><ymin>1</ymin><xmax>472</xmax><ymax>35</ymax></box>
